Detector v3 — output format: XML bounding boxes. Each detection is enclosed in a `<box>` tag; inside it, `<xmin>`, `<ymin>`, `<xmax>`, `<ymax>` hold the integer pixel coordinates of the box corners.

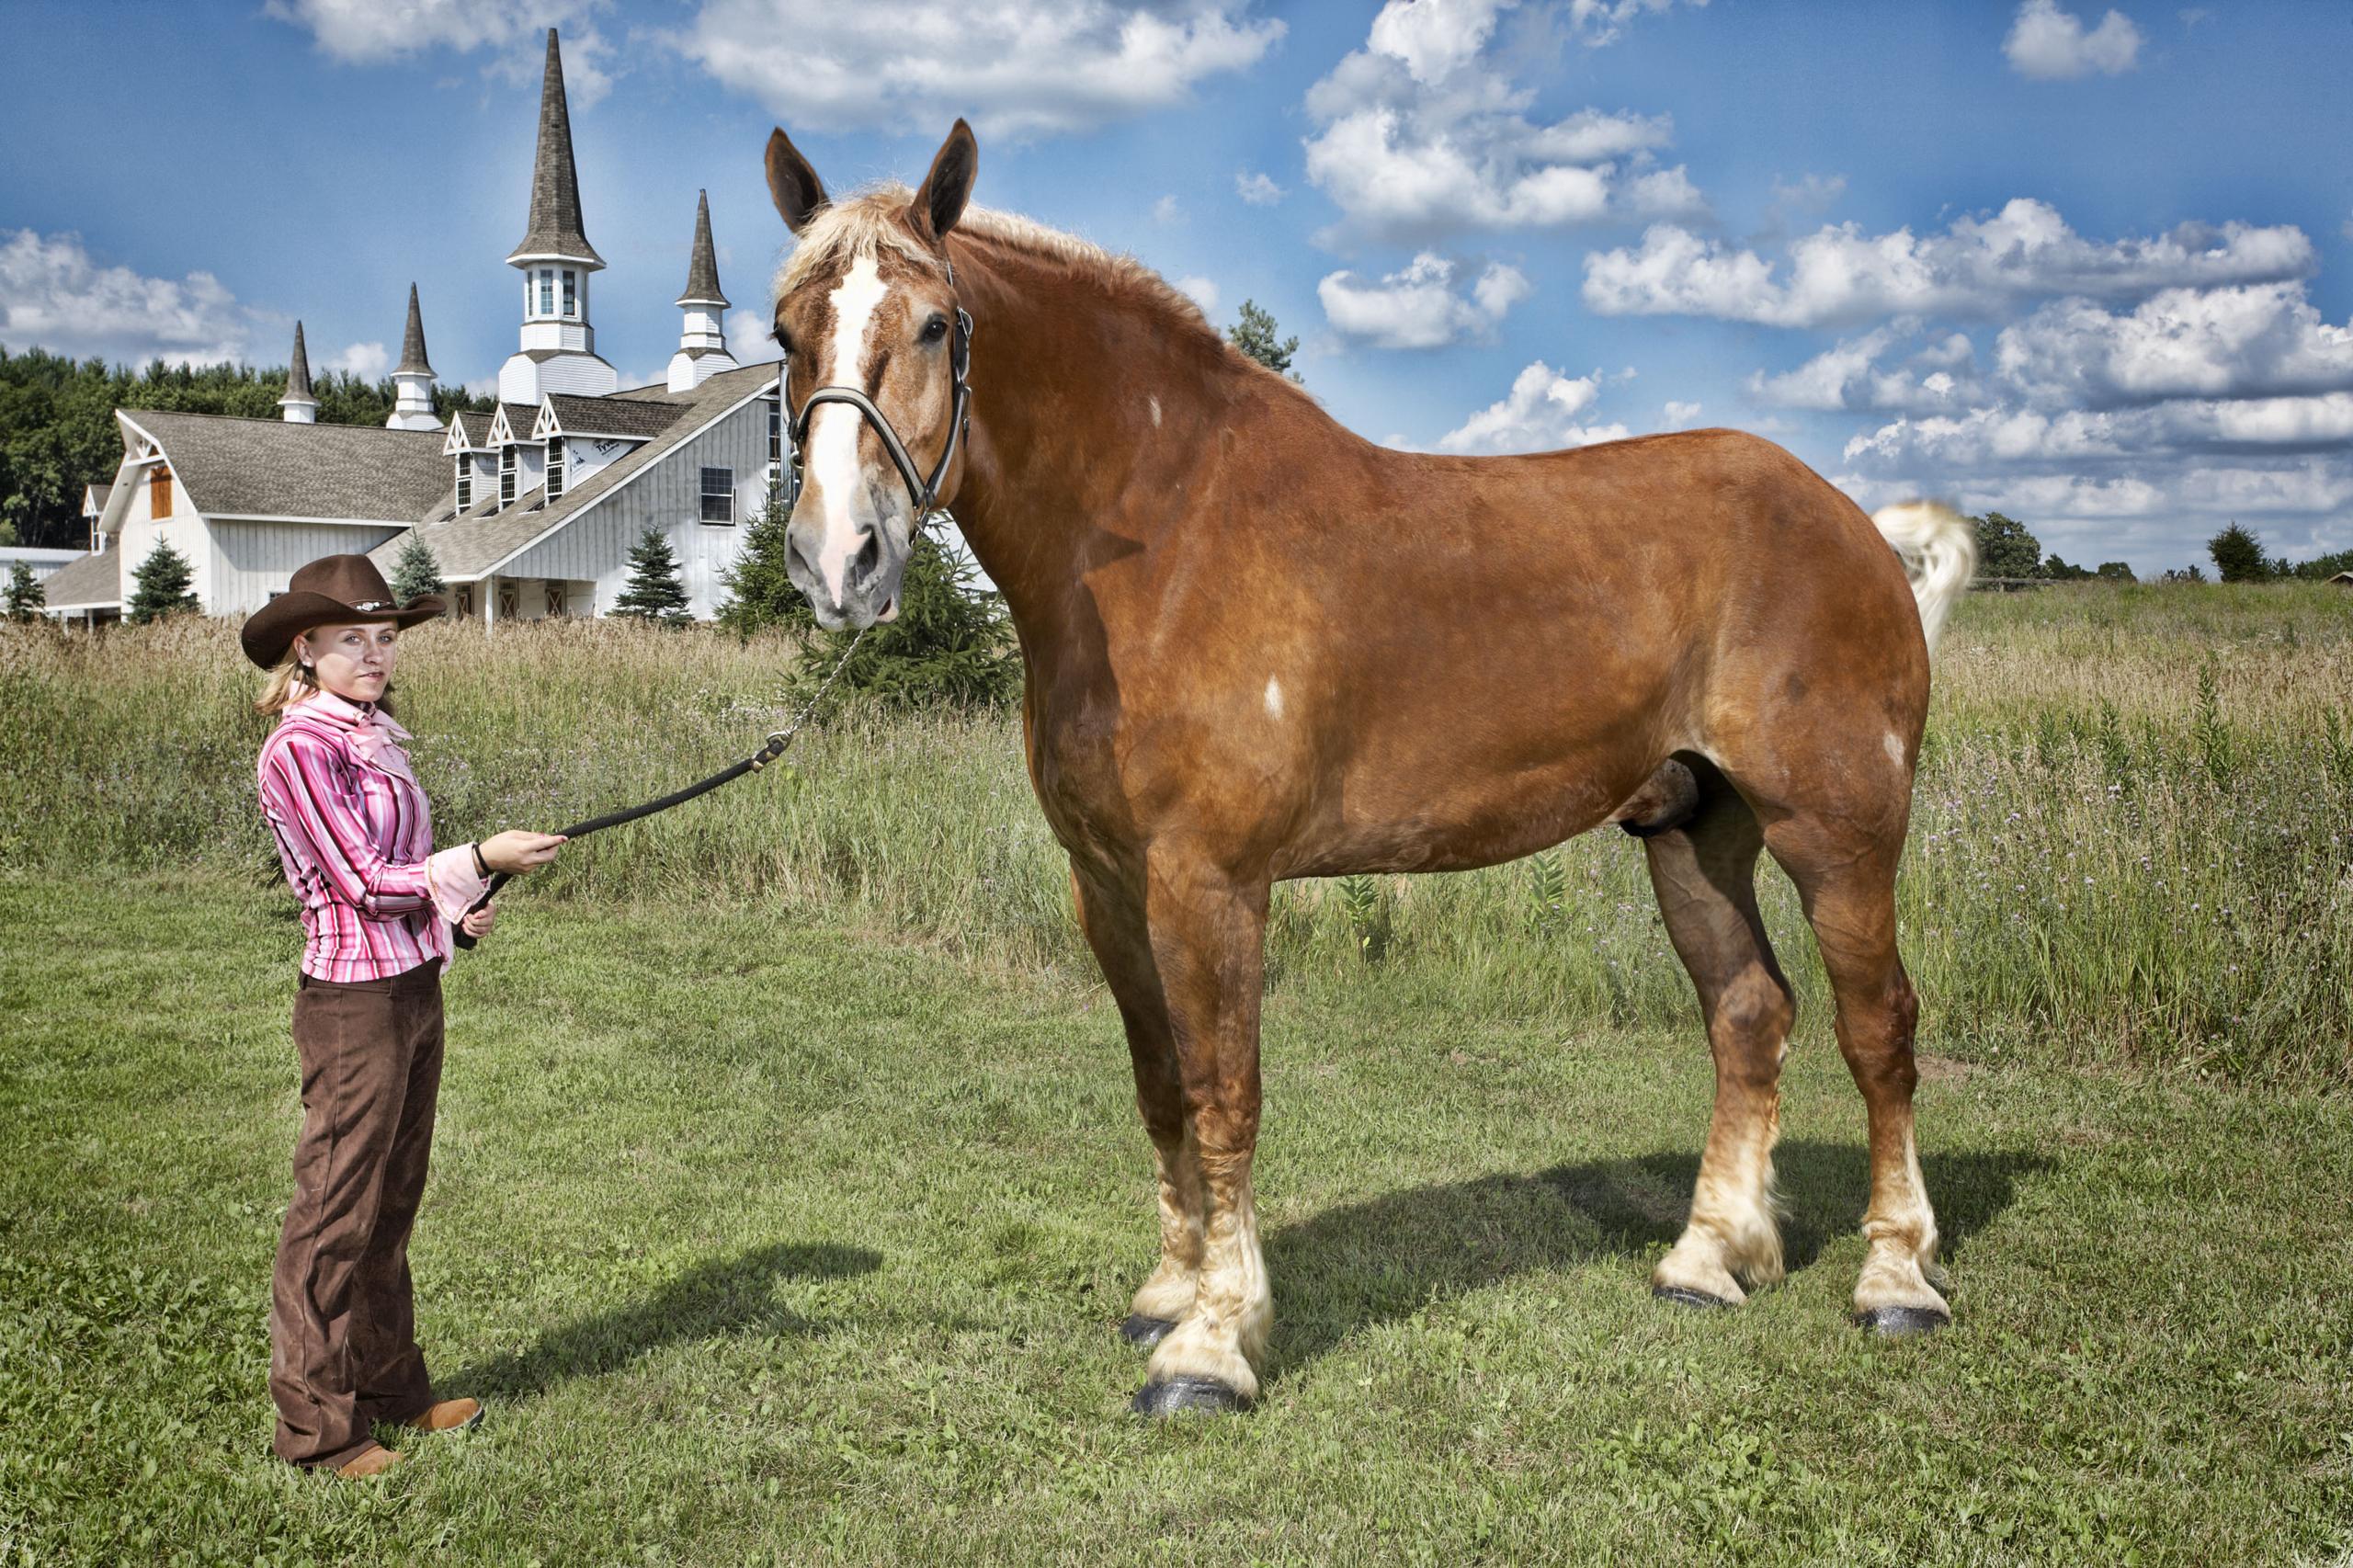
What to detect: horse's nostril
<box><xmin>853</xmin><ymin>529</ymin><xmax>882</xmax><ymax>585</ymax></box>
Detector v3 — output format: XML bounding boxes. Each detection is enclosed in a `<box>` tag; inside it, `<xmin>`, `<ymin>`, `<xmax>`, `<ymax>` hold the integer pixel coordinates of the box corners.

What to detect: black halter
<box><xmin>783</xmin><ymin>263</ymin><xmax>974</xmax><ymax>519</ymax></box>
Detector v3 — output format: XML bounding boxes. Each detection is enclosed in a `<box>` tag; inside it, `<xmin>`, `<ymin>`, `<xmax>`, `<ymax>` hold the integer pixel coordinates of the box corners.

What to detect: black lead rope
<box><xmin>450</xmin><ymin>629</ymin><xmax>867</xmax><ymax>950</ymax></box>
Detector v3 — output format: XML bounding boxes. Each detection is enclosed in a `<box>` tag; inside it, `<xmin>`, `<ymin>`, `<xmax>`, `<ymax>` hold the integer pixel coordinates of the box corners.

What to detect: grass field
<box><xmin>2</xmin><ymin>585</ymin><xmax>2350</xmax><ymax>1562</ymax></box>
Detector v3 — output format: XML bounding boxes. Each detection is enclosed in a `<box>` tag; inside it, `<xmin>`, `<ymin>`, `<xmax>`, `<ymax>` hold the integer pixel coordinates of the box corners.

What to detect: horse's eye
<box><xmin>922</xmin><ymin>315</ymin><xmax>949</xmax><ymax>343</ymax></box>
<box><xmin>771</xmin><ymin>326</ymin><xmax>793</xmax><ymax>355</ymax></box>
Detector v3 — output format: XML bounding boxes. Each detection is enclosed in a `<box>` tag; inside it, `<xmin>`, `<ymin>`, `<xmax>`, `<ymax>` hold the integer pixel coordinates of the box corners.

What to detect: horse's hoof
<box><xmin>1652</xmin><ymin>1284</ymin><xmax>1735</xmax><ymax>1311</ymax></box>
<box><xmin>1854</xmin><ymin>1304</ymin><xmax>1949</xmax><ymax>1337</ymax></box>
<box><xmin>1119</xmin><ymin>1313</ymin><xmax>1177</xmax><ymax>1350</ymax></box>
<box><xmin>1130</xmin><ymin>1377</ymin><xmax>1251</xmax><ymax>1418</ymax></box>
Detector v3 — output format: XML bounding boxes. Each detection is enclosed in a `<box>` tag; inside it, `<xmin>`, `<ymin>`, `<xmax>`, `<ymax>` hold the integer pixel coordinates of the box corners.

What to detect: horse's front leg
<box><xmin>1072</xmin><ymin>851</ymin><xmax>1270</xmax><ymax>1415</ymax></box>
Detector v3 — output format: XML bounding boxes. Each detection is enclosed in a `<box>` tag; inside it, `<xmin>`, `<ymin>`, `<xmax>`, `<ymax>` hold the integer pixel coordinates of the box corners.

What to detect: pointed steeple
<box><xmin>506</xmin><ymin>28</ymin><xmax>603</xmax><ymax>267</ymax></box>
<box><xmin>668</xmin><ymin>190</ymin><xmax>738</xmax><ymax>392</ymax></box>
<box><xmin>676</xmin><ymin>189</ymin><xmax>730</xmax><ymax>309</ymax></box>
<box><xmin>280</xmin><ymin>321</ymin><xmax>317</xmax><ymax>424</ymax></box>
<box><xmin>393</xmin><ymin>282</ymin><xmax>434</xmax><ymax>377</ymax></box>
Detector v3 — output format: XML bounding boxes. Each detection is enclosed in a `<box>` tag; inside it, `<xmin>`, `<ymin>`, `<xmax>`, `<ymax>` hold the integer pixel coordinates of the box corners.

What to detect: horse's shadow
<box><xmin>448</xmin><ymin>1241</ymin><xmax>881</xmax><ymax>1399</ymax></box>
<box><xmin>1264</xmin><ymin>1141</ymin><xmax>2052</xmax><ymax>1375</ymax></box>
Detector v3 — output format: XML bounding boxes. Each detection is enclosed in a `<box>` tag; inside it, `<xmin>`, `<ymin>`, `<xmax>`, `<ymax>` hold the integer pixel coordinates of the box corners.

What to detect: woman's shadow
<box><xmin>447</xmin><ymin>1241</ymin><xmax>881</xmax><ymax>1400</ymax></box>
<box><xmin>1263</xmin><ymin>1142</ymin><xmax>2051</xmax><ymax>1376</ymax></box>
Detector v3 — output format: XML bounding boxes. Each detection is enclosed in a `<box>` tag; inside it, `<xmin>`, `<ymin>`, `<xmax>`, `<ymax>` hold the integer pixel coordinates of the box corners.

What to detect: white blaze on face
<box><xmin>809</xmin><ymin>256</ymin><xmax>891</xmax><ymax>602</ymax></box>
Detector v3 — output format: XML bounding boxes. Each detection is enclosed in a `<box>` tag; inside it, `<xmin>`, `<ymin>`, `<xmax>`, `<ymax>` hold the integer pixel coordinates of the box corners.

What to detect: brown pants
<box><xmin>269</xmin><ymin>962</ymin><xmax>445</xmax><ymax>1469</ymax></box>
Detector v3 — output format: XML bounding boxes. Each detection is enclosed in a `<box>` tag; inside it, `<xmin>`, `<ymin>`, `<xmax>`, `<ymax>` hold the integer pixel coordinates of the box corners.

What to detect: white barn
<box><xmin>43</xmin><ymin>28</ymin><xmax>779</xmax><ymax>631</ymax></box>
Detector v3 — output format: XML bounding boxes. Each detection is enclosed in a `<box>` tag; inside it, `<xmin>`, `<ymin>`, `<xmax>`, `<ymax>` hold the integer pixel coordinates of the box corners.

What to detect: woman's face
<box><xmin>294</xmin><ymin>620</ymin><xmax>400</xmax><ymax>704</ymax></box>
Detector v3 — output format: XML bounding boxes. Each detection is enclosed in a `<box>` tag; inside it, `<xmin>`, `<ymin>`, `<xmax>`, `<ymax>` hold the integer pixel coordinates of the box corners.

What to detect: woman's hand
<box><xmin>478</xmin><ymin>830</ymin><xmax>567</xmax><ymax>876</ymax></box>
<box><xmin>460</xmin><ymin>902</ymin><xmax>498</xmax><ymax>940</ymax></box>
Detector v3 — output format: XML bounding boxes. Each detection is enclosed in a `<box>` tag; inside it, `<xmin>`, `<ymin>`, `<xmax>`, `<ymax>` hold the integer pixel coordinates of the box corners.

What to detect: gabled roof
<box><xmin>369</xmin><ymin>363</ymin><xmax>777</xmax><ymax>581</ymax></box>
<box><xmin>283</xmin><ymin>322</ymin><xmax>315</xmax><ymax>404</ymax></box>
<box><xmin>538</xmin><ymin>393</ymin><xmax>687</xmax><ymax>440</ymax></box>
<box><xmin>394</xmin><ymin>284</ymin><xmax>434</xmax><ymax>378</ymax></box>
<box><xmin>507</xmin><ymin>29</ymin><xmax>603</xmax><ymax>267</ymax></box>
<box><xmin>487</xmin><ymin>403</ymin><xmax>540</xmax><ymax>444</ymax></box>
<box><xmin>82</xmin><ymin>482</ymin><xmax>112</xmax><ymax>515</ymax></box>
<box><xmin>117</xmin><ymin>409</ymin><xmax>450</xmax><ymax>522</ymax></box>
<box><xmin>677</xmin><ymin>188</ymin><xmax>729</xmax><ymax>308</ymax></box>
<box><xmin>38</xmin><ymin>549</ymin><xmax>123</xmax><ymax>610</ymax></box>
<box><xmin>445</xmin><ymin>409</ymin><xmax>496</xmax><ymax>453</ymax></box>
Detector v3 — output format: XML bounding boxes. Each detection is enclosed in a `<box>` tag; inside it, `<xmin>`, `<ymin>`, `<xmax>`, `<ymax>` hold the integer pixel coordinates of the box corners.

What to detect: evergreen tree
<box><xmin>2096</xmin><ymin>562</ymin><xmax>2135</xmax><ymax>582</ymax></box>
<box><xmin>1970</xmin><ymin>511</ymin><xmax>2043</xmax><ymax>579</ymax></box>
<box><xmin>782</xmin><ymin>516</ymin><xmax>1019</xmax><ymax>712</ymax></box>
<box><xmin>1226</xmin><ymin>301</ymin><xmax>1301</xmax><ymax>381</ymax></box>
<box><xmin>390</xmin><ymin>533</ymin><xmax>446</xmax><ymax>602</ymax></box>
<box><xmin>5</xmin><ymin>560</ymin><xmax>44</xmax><ymax>620</ymax></box>
<box><xmin>608</xmin><ymin>528</ymin><xmax>693</xmax><ymax>623</ymax></box>
<box><xmin>716</xmin><ymin>482</ymin><xmax>808</xmax><ymax>638</ymax></box>
<box><xmin>128</xmin><ymin>540</ymin><xmax>199</xmax><ymax>623</ymax></box>
<box><xmin>2207</xmin><ymin>522</ymin><xmax>2271</xmax><ymax>583</ymax></box>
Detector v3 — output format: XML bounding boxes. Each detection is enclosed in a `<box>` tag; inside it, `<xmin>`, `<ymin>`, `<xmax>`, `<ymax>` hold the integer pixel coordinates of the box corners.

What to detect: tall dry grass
<box><xmin>3</xmin><ymin>582</ymin><xmax>2347</xmax><ymax>1082</ymax></box>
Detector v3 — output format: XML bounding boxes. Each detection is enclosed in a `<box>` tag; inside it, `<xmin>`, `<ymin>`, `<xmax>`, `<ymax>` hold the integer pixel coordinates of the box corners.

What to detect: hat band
<box><xmin>350</xmin><ymin>600</ymin><xmax>393</xmax><ymax>611</ymax></box>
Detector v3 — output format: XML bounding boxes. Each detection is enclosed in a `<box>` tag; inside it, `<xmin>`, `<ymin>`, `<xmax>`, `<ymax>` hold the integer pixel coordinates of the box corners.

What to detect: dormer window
<box><xmin>500</xmin><ymin>446</ymin><xmax>517</xmax><ymax>506</ymax></box>
<box><xmin>545</xmin><ymin>437</ymin><xmax>566</xmax><ymax>502</ymax></box>
<box><xmin>454</xmin><ymin>460</ymin><xmax>472</xmax><ymax>511</ymax></box>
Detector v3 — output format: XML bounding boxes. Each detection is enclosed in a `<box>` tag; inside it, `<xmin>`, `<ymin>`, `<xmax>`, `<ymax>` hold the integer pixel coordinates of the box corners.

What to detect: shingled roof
<box><xmin>119</xmin><ymin>410</ymin><xmax>450</xmax><ymax>522</ymax></box>
<box><xmin>507</xmin><ymin>28</ymin><xmax>603</xmax><ymax>267</ymax></box>
<box><xmin>393</xmin><ymin>284</ymin><xmax>434</xmax><ymax>378</ymax></box>
<box><xmin>283</xmin><ymin>322</ymin><xmax>315</xmax><ymax>403</ymax></box>
<box><xmin>676</xmin><ymin>189</ymin><xmax>729</xmax><ymax>308</ymax></box>
<box><xmin>447</xmin><ymin>409</ymin><xmax>496</xmax><ymax>449</ymax></box>
<box><xmin>38</xmin><ymin>549</ymin><xmax>123</xmax><ymax>610</ymax></box>
<box><xmin>541</xmin><ymin>393</ymin><xmax>687</xmax><ymax>439</ymax></box>
<box><xmin>369</xmin><ymin>363</ymin><xmax>777</xmax><ymax>581</ymax></box>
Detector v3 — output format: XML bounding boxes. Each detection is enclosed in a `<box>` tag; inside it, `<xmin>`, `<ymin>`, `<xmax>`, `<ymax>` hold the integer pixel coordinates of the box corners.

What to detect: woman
<box><xmin>242</xmin><ymin>554</ymin><xmax>564</xmax><ymax>1479</ymax></box>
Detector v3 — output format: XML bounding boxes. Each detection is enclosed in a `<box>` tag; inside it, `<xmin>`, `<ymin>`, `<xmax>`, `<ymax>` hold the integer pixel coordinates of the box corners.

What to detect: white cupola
<box><xmin>279</xmin><ymin>321</ymin><xmax>317</xmax><ymax>424</ymax></box>
<box><xmin>666</xmin><ymin>189</ymin><xmax>738</xmax><ymax>393</ymax></box>
<box><xmin>386</xmin><ymin>283</ymin><xmax>442</xmax><ymax>431</ymax></box>
<box><xmin>497</xmin><ymin>28</ymin><xmax>617</xmax><ymax>404</ymax></box>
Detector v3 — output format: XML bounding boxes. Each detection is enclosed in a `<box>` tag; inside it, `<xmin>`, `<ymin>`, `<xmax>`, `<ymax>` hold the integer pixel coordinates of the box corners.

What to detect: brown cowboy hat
<box><xmin>240</xmin><ymin>553</ymin><xmax>446</xmax><ymax>668</ymax></box>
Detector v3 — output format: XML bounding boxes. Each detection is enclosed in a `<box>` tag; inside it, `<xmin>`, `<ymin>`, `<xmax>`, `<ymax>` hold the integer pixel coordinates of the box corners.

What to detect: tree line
<box><xmin>0</xmin><ymin>345</ymin><xmax>494</xmax><ymax>550</ymax></box>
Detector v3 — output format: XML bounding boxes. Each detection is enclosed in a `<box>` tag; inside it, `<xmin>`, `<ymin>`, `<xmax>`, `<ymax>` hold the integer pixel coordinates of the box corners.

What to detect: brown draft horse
<box><xmin>763</xmin><ymin>120</ymin><xmax>1979</xmax><ymax>1415</ymax></box>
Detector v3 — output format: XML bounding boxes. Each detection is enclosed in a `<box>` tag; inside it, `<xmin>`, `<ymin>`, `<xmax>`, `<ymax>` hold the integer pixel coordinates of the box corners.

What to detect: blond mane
<box><xmin>771</xmin><ymin>184</ymin><xmax>1269</xmax><ymax>379</ymax></box>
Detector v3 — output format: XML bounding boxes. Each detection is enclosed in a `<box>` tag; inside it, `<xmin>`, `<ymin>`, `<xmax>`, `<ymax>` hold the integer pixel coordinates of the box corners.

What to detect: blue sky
<box><xmin>5</xmin><ymin>0</ymin><xmax>2351</xmax><ymax>574</ymax></box>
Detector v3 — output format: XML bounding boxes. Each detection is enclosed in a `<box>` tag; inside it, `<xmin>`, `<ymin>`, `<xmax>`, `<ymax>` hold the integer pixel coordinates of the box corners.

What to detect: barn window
<box><xmin>150</xmin><ymin>466</ymin><xmax>172</xmax><ymax>518</ymax></box>
<box><xmin>562</xmin><ymin>269</ymin><xmax>576</xmax><ymax>316</ymax></box>
<box><xmin>767</xmin><ymin>398</ymin><xmax>781</xmax><ymax>464</ymax></box>
<box><xmin>545</xmin><ymin>437</ymin><xmax>565</xmax><ymax>502</ymax></box>
<box><xmin>700</xmin><ymin>466</ymin><xmax>734</xmax><ymax>524</ymax></box>
<box><xmin>500</xmin><ymin>446</ymin><xmax>517</xmax><ymax>506</ymax></box>
<box><xmin>454</xmin><ymin>460</ymin><xmax>472</xmax><ymax>511</ymax></box>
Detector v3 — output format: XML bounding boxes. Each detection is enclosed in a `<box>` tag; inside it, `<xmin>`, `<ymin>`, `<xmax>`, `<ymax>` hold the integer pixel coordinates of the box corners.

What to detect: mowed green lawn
<box><xmin>4</xmin><ymin>874</ymin><xmax>2348</xmax><ymax>1565</ymax></box>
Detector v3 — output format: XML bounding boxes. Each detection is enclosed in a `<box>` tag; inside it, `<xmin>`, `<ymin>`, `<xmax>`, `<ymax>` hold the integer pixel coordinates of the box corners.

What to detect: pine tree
<box><xmin>390</xmin><ymin>533</ymin><xmax>445</xmax><ymax>602</ymax></box>
<box><xmin>1227</xmin><ymin>300</ymin><xmax>1301</xmax><ymax>381</ymax></box>
<box><xmin>608</xmin><ymin>528</ymin><xmax>693</xmax><ymax>623</ymax></box>
<box><xmin>2207</xmin><ymin>522</ymin><xmax>2272</xmax><ymax>583</ymax></box>
<box><xmin>127</xmin><ymin>540</ymin><xmax>199</xmax><ymax>623</ymax></box>
<box><xmin>5</xmin><ymin>560</ymin><xmax>44</xmax><ymax>621</ymax></box>
<box><xmin>716</xmin><ymin>481</ymin><xmax>810</xmax><ymax>637</ymax></box>
<box><xmin>784</xmin><ymin>517</ymin><xmax>1019</xmax><ymax>712</ymax></box>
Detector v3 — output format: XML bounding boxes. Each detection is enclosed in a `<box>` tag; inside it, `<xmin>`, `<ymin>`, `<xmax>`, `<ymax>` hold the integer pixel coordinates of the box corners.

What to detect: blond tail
<box><xmin>1871</xmin><ymin>502</ymin><xmax>1977</xmax><ymax>657</ymax></box>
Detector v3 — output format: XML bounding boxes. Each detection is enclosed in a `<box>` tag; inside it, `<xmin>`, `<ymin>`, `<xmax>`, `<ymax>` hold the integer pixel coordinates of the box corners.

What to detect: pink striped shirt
<box><xmin>256</xmin><ymin>690</ymin><xmax>486</xmax><ymax>983</ymax></box>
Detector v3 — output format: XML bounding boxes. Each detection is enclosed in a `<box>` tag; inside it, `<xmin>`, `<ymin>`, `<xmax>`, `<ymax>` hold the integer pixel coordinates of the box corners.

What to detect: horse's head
<box><xmin>766</xmin><ymin>120</ymin><xmax>978</xmax><ymax>631</ymax></box>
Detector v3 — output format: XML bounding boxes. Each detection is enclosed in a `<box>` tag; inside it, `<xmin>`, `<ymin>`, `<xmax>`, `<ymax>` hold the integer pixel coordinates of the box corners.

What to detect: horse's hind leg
<box><xmin>1643</xmin><ymin>774</ymin><xmax>1798</xmax><ymax>1308</ymax></box>
<box><xmin>1764</xmin><ymin>815</ymin><xmax>1949</xmax><ymax>1334</ymax></box>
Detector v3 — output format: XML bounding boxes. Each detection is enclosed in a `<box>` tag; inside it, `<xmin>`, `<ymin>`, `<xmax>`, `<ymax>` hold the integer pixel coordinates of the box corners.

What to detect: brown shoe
<box><xmin>405</xmin><ymin>1397</ymin><xmax>483</xmax><ymax>1433</ymax></box>
<box><xmin>335</xmin><ymin>1445</ymin><xmax>403</xmax><ymax>1479</ymax></box>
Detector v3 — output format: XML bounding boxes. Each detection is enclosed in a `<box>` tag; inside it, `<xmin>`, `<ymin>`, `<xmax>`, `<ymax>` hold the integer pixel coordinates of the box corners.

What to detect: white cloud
<box><xmin>332</xmin><ymin>341</ymin><xmax>389</xmax><ymax>378</ymax></box>
<box><xmin>1748</xmin><ymin>324</ymin><xmax>1982</xmax><ymax>413</ymax></box>
<box><xmin>266</xmin><ymin>0</ymin><xmax>619</xmax><ymax>105</ymax></box>
<box><xmin>670</xmin><ymin>0</ymin><xmax>1283</xmax><ymax>140</ymax></box>
<box><xmin>1175</xmin><ymin>276</ymin><xmax>1221</xmax><ymax>314</ymax></box>
<box><xmin>1565</xmin><ymin>0</ymin><xmax>1709</xmax><ymax>48</ymax></box>
<box><xmin>724</xmin><ymin>308</ymin><xmax>783</xmax><ymax>364</ymax></box>
<box><xmin>0</xmin><ymin>229</ymin><xmax>256</xmax><ymax>365</ymax></box>
<box><xmin>1435</xmin><ymin>361</ymin><xmax>1629</xmax><ymax>453</ymax></box>
<box><xmin>1583</xmin><ymin>199</ymin><xmax>2313</xmax><ymax>328</ymax></box>
<box><xmin>1661</xmin><ymin>399</ymin><xmax>1702</xmax><ymax>427</ymax></box>
<box><xmin>1154</xmin><ymin>195</ymin><xmax>1184</xmax><ymax>225</ymax></box>
<box><xmin>1236</xmin><ymin>170</ymin><xmax>1285</xmax><ymax>206</ymax></box>
<box><xmin>1302</xmin><ymin>1</ymin><xmax>1688</xmax><ymax>242</ymax></box>
<box><xmin>1625</xmin><ymin>165</ymin><xmax>1709</xmax><ymax>221</ymax></box>
<box><xmin>2004</xmin><ymin>0</ymin><xmax>2143</xmax><ymax>80</ymax></box>
<box><xmin>1994</xmin><ymin>283</ymin><xmax>2353</xmax><ymax>407</ymax></box>
<box><xmin>1318</xmin><ymin>252</ymin><xmax>1530</xmax><ymax>348</ymax></box>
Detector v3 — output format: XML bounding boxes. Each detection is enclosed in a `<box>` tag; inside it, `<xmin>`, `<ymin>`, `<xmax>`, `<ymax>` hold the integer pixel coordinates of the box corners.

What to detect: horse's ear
<box><xmin>766</xmin><ymin>128</ymin><xmax>829</xmax><ymax>235</ymax></box>
<box><xmin>908</xmin><ymin>119</ymin><xmax>978</xmax><ymax>244</ymax></box>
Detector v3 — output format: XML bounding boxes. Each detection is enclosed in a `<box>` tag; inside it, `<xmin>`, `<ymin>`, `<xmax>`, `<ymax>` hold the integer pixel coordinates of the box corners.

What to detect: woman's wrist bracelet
<box><xmin>471</xmin><ymin>842</ymin><xmax>490</xmax><ymax>878</ymax></box>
